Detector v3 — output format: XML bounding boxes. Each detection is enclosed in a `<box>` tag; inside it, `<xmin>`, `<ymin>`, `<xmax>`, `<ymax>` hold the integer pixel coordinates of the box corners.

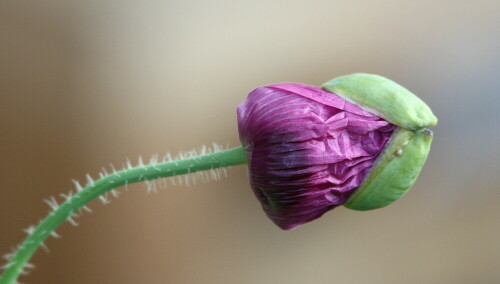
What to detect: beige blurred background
<box><xmin>1</xmin><ymin>0</ymin><xmax>499</xmax><ymax>283</ymax></box>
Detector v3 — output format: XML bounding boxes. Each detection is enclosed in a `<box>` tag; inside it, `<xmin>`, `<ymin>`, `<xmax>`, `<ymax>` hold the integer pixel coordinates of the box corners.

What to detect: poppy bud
<box><xmin>237</xmin><ymin>74</ymin><xmax>436</xmax><ymax>230</ymax></box>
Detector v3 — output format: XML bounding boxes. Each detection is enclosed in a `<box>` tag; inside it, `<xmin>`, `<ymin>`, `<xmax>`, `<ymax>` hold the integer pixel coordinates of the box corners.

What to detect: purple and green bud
<box><xmin>237</xmin><ymin>74</ymin><xmax>436</xmax><ymax>229</ymax></box>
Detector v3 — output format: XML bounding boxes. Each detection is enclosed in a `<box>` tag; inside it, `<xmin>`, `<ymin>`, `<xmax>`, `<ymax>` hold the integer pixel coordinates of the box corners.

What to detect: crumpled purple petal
<box><xmin>237</xmin><ymin>83</ymin><xmax>396</xmax><ymax>230</ymax></box>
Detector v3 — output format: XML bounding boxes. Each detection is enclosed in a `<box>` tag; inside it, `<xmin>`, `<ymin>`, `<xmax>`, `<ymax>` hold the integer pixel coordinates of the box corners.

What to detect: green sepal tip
<box><xmin>322</xmin><ymin>73</ymin><xmax>438</xmax><ymax>130</ymax></box>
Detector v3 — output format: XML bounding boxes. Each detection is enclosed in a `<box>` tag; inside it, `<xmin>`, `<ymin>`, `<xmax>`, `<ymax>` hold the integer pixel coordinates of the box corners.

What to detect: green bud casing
<box><xmin>321</xmin><ymin>73</ymin><xmax>437</xmax><ymax>210</ymax></box>
<box><xmin>344</xmin><ymin>128</ymin><xmax>433</xmax><ymax>210</ymax></box>
<box><xmin>322</xmin><ymin>73</ymin><xmax>438</xmax><ymax>130</ymax></box>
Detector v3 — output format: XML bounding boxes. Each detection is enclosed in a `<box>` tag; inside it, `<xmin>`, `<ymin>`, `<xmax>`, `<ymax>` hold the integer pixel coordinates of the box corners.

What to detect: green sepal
<box><xmin>344</xmin><ymin>128</ymin><xmax>433</xmax><ymax>211</ymax></box>
<box><xmin>322</xmin><ymin>73</ymin><xmax>438</xmax><ymax>130</ymax></box>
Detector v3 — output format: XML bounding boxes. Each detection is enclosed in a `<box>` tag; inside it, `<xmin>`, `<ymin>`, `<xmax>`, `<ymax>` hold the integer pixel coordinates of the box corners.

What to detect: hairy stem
<box><xmin>0</xmin><ymin>147</ymin><xmax>247</xmax><ymax>284</ymax></box>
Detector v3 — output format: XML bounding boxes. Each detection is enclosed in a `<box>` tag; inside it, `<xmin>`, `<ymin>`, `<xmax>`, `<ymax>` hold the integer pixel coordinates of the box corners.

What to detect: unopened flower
<box><xmin>237</xmin><ymin>74</ymin><xmax>436</xmax><ymax>230</ymax></box>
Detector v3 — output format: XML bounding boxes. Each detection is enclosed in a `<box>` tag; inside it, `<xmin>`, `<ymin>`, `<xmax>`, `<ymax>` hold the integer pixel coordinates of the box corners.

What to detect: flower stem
<box><xmin>0</xmin><ymin>146</ymin><xmax>247</xmax><ymax>284</ymax></box>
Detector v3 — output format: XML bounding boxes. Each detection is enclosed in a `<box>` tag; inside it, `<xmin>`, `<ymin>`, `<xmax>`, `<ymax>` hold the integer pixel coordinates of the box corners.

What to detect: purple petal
<box><xmin>237</xmin><ymin>83</ymin><xmax>396</xmax><ymax>230</ymax></box>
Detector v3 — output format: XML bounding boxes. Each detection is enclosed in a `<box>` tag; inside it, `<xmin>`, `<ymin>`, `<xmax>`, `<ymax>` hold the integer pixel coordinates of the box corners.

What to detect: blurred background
<box><xmin>0</xmin><ymin>0</ymin><xmax>499</xmax><ymax>283</ymax></box>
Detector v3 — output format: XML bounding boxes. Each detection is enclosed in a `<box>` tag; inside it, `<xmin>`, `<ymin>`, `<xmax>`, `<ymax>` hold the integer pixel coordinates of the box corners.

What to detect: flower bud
<box><xmin>237</xmin><ymin>75</ymin><xmax>436</xmax><ymax>229</ymax></box>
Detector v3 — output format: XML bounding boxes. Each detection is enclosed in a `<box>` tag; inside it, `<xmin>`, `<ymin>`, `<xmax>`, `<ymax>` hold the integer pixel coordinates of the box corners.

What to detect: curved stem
<box><xmin>0</xmin><ymin>147</ymin><xmax>247</xmax><ymax>284</ymax></box>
